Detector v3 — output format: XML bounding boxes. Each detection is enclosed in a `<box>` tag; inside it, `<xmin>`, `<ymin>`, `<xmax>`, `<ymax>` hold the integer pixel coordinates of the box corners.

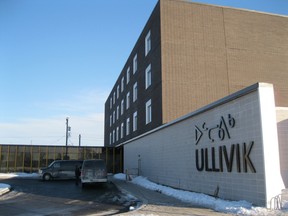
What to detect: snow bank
<box><xmin>0</xmin><ymin>173</ymin><xmax>38</xmax><ymax>179</ymax></box>
<box><xmin>114</xmin><ymin>174</ymin><xmax>288</xmax><ymax>215</ymax></box>
<box><xmin>0</xmin><ymin>183</ymin><xmax>11</xmax><ymax>195</ymax></box>
<box><xmin>0</xmin><ymin>173</ymin><xmax>39</xmax><ymax>196</ymax></box>
<box><xmin>114</xmin><ymin>173</ymin><xmax>126</xmax><ymax>181</ymax></box>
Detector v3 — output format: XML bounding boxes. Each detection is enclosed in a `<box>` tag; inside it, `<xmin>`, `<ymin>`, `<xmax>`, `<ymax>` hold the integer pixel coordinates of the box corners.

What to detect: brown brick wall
<box><xmin>224</xmin><ymin>8</ymin><xmax>288</xmax><ymax>105</ymax></box>
<box><xmin>160</xmin><ymin>0</ymin><xmax>229</xmax><ymax>123</ymax></box>
<box><xmin>160</xmin><ymin>0</ymin><xmax>288</xmax><ymax>123</ymax></box>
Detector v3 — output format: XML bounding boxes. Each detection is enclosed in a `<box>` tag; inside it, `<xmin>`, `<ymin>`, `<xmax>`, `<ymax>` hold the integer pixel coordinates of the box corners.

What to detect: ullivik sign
<box><xmin>194</xmin><ymin>114</ymin><xmax>256</xmax><ymax>173</ymax></box>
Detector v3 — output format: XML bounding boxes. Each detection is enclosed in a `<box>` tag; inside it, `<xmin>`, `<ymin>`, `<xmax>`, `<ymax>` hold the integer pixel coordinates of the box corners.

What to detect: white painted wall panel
<box><xmin>123</xmin><ymin>83</ymin><xmax>285</xmax><ymax>207</ymax></box>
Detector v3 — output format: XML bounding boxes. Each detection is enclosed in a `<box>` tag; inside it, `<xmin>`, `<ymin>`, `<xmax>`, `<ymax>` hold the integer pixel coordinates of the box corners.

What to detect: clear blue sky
<box><xmin>0</xmin><ymin>0</ymin><xmax>287</xmax><ymax>146</ymax></box>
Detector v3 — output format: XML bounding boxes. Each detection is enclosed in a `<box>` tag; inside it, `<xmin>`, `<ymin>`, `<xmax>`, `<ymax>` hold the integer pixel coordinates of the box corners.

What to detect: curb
<box><xmin>111</xmin><ymin>179</ymin><xmax>148</xmax><ymax>212</ymax></box>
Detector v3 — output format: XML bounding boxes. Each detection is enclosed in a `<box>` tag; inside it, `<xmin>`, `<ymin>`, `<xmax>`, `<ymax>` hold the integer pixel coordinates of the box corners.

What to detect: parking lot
<box><xmin>0</xmin><ymin>177</ymin><xmax>133</xmax><ymax>216</ymax></box>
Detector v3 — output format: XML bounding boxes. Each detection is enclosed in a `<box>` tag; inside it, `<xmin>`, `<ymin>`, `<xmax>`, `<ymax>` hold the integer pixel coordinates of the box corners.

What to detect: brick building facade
<box><xmin>104</xmin><ymin>0</ymin><xmax>288</xmax><ymax>147</ymax></box>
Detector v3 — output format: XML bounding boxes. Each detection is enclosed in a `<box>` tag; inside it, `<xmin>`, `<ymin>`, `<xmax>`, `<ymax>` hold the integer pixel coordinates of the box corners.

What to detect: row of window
<box><xmin>109</xmin><ymin>30</ymin><xmax>151</xmax><ymax>110</ymax></box>
<box><xmin>109</xmin><ymin>99</ymin><xmax>152</xmax><ymax>145</ymax></box>
<box><xmin>109</xmin><ymin>63</ymin><xmax>152</xmax><ymax>127</ymax></box>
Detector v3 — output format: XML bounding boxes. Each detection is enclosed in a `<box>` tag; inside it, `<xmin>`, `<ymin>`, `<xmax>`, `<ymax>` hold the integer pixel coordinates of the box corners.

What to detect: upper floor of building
<box><xmin>104</xmin><ymin>0</ymin><xmax>288</xmax><ymax>147</ymax></box>
<box><xmin>104</xmin><ymin>2</ymin><xmax>162</xmax><ymax>146</ymax></box>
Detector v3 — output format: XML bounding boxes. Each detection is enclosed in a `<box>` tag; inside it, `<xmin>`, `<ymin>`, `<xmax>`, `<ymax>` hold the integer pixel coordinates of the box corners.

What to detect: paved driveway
<box><xmin>0</xmin><ymin>178</ymin><xmax>133</xmax><ymax>215</ymax></box>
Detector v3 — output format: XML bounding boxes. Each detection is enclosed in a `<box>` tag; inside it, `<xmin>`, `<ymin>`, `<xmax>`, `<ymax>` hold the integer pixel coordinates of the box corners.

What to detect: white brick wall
<box><xmin>124</xmin><ymin>83</ymin><xmax>285</xmax><ymax>207</ymax></box>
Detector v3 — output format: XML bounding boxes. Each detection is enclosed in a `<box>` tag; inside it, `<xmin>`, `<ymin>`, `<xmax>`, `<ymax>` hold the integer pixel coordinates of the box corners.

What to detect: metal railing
<box><xmin>125</xmin><ymin>168</ymin><xmax>139</xmax><ymax>181</ymax></box>
<box><xmin>270</xmin><ymin>194</ymin><xmax>282</xmax><ymax>210</ymax></box>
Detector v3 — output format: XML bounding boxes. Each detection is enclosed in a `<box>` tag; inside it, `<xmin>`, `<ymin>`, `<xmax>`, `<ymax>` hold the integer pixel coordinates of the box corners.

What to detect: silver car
<box><xmin>81</xmin><ymin>159</ymin><xmax>107</xmax><ymax>187</ymax></box>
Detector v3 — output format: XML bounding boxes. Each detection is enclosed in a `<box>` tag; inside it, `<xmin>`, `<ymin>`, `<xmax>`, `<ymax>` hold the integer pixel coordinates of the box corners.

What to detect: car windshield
<box><xmin>48</xmin><ymin>161</ymin><xmax>55</xmax><ymax>168</ymax></box>
<box><xmin>48</xmin><ymin>161</ymin><xmax>60</xmax><ymax>168</ymax></box>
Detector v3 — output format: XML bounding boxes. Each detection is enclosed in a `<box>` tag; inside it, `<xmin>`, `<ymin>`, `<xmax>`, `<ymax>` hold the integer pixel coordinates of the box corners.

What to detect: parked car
<box><xmin>81</xmin><ymin>159</ymin><xmax>107</xmax><ymax>187</ymax></box>
<box><xmin>39</xmin><ymin>160</ymin><xmax>83</xmax><ymax>181</ymax></box>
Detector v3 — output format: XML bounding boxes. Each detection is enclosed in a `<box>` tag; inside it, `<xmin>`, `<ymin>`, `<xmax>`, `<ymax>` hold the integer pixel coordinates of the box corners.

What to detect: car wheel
<box><xmin>43</xmin><ymin>173</ymin><xmax>52</xmax><ymax>181</ymax></box>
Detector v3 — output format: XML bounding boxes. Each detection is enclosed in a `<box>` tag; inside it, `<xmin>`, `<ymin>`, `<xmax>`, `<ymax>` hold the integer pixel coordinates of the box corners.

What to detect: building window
<box><xmin>113</xmin><ymin>130</ymin><xmax>115</xmax><ymax>143</ymax></box>
<box><xmin>116</xmin><ymin>127</ymin><xmax>119</xmax><ymax>141</ymax></box>
<box><xmin>133</xmin><ymin>54</ymin><xmax>137</xmax><ymax>74</ymax></box>
<box><xmin>126</xmin><ymin>67</ymin><xmax>130</xmax><ymax>84</ymax></box>
<box><xmin>126</xmin><ymin>118</ymin><xmax>130</xmax><ymax>135</ymax></box>
<box><xmin>121</xmin><ymin>99</ymin><xmax>124</xmax><ymax>115</ymax></box>
<box><xmin>113</xmin><ymin>110</ymin><xmax>115</xmax><ymax>124</ymax></box>
<box><xmin>116</xmin><ymin>106</ymin><xmax>119</xmax><ymax>120</ymax></box>
<box><xmin>121</xmin><ymin>77</ymin><xmax>124</xmax><ymax>92</ymax></box>
<box><xmin>110</xmin><ymin>115</ymin><xmax>112</xmax><ymax>127</ymax></box>
<box><xmin>117</xmin><ymin>85</ymin><xmax>120</xmax><ymax>99</ymax></box>
<box><xmin>126</xmin><ymin>92</ymin><xmax>130</xmax><ymax>110</ymax></box>
<box><xmin>109</xmin><ymin>132</ymin><xmax>112</xmax><ymax>145</ymax></box>
<box><xmin>145</xmin><ymin>64</ymin><xmax>152</xmax><ymax>89</ymax></box>
<box><xmin>145</xmin><ymin>30</ymin><xmax>151</xmax><ymax>56</ymax></box>
<box><xmin>133</xmin><ymin>111</ymin><xmax>137</xmax><ymax>132</ymax></box>
<box><xmin>110</xmin><ymin>98</ymin><xmax>112</xmax><ymax>109</ymax></box>
<box><xmin>121</xmin><ymin>122</ymin><xmax>124</xmax><ymax>139</ymax></box>
<box><xmin>113</xmin><ymin>92</ymin><xmax>116</xmax><ymax>104</ymax></box>
<box><xmin>146</xmin><ymin>99</ymin><xmax>152</xmax><ymax>124</ymax></box>
<box><xmin>133</xmin><ymin>82</ymin><xmax>138</xmax><ymax>102</ymax></box>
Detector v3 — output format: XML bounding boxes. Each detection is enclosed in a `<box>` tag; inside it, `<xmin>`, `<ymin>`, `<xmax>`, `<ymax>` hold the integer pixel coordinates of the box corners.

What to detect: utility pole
<box><xmin>65</xmin><ymin>117</ymin><xmax>69</xmax><ymax>159</ymax></box>
<box><xmin>79</xmin><ymin>134</ymin><xmax>81</xmax><ymax>147</ymax></box>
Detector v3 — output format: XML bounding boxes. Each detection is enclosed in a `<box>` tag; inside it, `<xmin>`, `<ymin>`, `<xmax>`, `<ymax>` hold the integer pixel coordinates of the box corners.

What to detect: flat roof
<box><xmin>180</xmin><ymin>0</ymin><xmax>288</xmax><ymax>18</ymax></box>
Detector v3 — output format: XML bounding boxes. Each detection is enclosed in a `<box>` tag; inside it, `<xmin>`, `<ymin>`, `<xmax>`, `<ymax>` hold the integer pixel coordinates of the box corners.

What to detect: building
<box><xmin>123</xmin><ymin>83</ymin><xmax>288</xmax><ymax>208</ymax></box>
<box><xmin>104</xmin><ymin>0</ymin><xmax>288</xmax><ymax>147</ymax></box>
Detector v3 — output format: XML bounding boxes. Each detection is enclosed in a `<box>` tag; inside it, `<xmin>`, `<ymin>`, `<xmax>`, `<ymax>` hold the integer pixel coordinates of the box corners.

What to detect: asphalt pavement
<box><xmin>110</xmin><ymin>177</ymin><xmax>233</xmax><ymax>216</ymax></box>
<box><xmin>2</xmin><ymin>175</ymin><xmax>225</xmax><ymax>215</ymax></box>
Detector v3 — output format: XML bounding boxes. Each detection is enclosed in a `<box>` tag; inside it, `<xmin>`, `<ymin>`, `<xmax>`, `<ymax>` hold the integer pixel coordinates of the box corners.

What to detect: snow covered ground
<box><xmin>0</xmin><ymin>172</ymin><xmax>38</xmax><ymax>179</ymax></box>
<box><xmin>114</xmin><ymin>173</ymin><xmax>288</xmax><ymax>216</ymax></box>
<box><xmin>0</xmin><ymin>173</ymin><xmax>38</xmax><ymax>195</ymax></box>
<box><xmin>1</xmin><ymin>172</ymin><xmax>288</xmax><ymax>215</ymax></box>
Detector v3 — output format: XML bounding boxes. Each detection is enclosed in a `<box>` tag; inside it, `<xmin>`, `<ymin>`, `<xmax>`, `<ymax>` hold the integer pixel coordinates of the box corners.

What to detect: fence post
<box><xmin>30</xmin><ymin>146</ymin><xmax>33</xmax><ymax>173</ymax></box>
<box><xmin>125</xmin><ymin>169</ymin><xmax>128</xmax><ymax>181</ymax></box>
<box><xmin>15</xmin><ymin>146</ymin><xmax>18</xmax><ymax>172</ymax></box>
<box><xmin>113</xmin><ymin>148</ymin><xmax>115</xmax><ymax>174</ymax></box>
<box><xmin>0</xmin><ymin>145</ymin><xmax>1</xmax><ymax>172</ymax></box>
<box><xmin>7</xmin><ymin>145</ymin><xmax>10</xmax><ymax>172</ymax></box>
<box><xmin>138</xmin><ymin>155</ymin><xmax>141</xmax><ymax>176</ymax></box>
